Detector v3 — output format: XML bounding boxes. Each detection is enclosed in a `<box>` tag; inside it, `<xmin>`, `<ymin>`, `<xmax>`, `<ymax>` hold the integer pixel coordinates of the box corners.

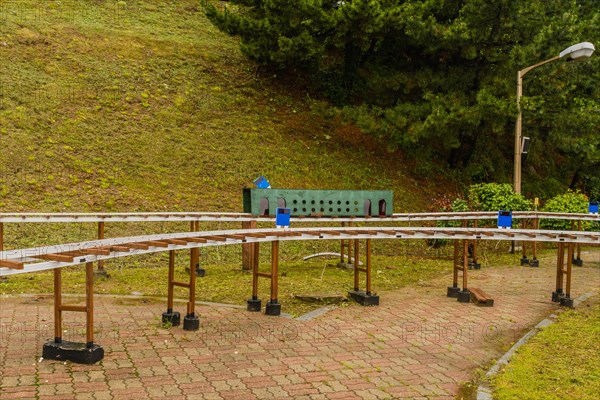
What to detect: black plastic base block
<box><xmin>185</xmin><ymin>267</ymin><xmax>207</xmax><ymax>277</ymax></box>
<box><xmin>348</xmin><ymin>290</ymin><xmax>380</xmax><ymax>306</ymax></box>
<box><xmin>560</xmin><ymin>297</ymin><xmax>574</xmax><ymax>308</ymax></box>
<box><xmin>472</xmin><ymin>263</ymin><xmax>481</xmax><ymax>270</ymax></box>
<box><xmin>265</xmin><ymin>301</ymin><xmax>282</xmax><ymax>316</ymax></box>
<box><xmin>457</xmin><ymin>290</ymin><xmax>471</xmax><ymax>303</ymax></box>
<box><xmin>520</xmin><ymin>258</ymin><xmax>529</xmax><ymax>266</ymax></box>
<box><xmin>573</xmin><ymin>258</ymin><xmax>583</xmax><ymax>267</ymax></box>
<box><xmin>183</xmin><ymin>315</ymin><xmax>200</xmax><ymax>331</ymax></box>
<box><xmin>162</xmin><ymin>311</ymin><xmax>181</xmax><ymax>327</ymax></box>
<box><xmin>447</xmin><ymin>286</ymin><xmax>461</xmax><ymax>298</ymax></box>
<box><xmin>247</xmin><ymin>298</ymin><xmax>262</xmax><ymax>312</ymax></box>
<box><xmin>42</xmin><ymin>340</ymin><xmax>104</xmax><ymax>364</ymax></box>
<box><xmin>94</xmin><ymin>269</ymin><xmax>110</xmax><ymax>279</ymax></box>
<box><xmin>529</xmin><ymin>258</ymin><xmax>539</xmax><ymax>267</ymax></box>
<box><xmin>551</xmin><ymin>291</ymin><xmax>565</xmax><ymax>303</ymax></box>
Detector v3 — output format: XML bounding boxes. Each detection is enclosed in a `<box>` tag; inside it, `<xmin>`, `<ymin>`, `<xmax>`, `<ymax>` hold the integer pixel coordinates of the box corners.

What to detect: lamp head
<box><xmin>559</xmin><ymin>42</ymin><xmax>595</xmax><ymax>60</ymax></box>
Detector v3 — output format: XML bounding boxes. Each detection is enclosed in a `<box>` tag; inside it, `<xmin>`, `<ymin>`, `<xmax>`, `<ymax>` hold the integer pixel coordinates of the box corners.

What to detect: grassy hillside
<box><xmin>0</xmin><ymin>0</ymin><xmax>454</xmax><ymax>214</ymax></box>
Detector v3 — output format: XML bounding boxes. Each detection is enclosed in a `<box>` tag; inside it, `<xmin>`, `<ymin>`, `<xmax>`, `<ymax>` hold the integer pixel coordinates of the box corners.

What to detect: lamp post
<box><xmin>514</xmin><ymin>42</ymin><xmax>595</xmax><ymax>194</ymax></box>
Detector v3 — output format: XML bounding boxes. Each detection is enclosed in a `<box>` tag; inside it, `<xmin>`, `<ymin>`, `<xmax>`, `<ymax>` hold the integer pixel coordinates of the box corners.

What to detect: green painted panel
<box><xmin>242</xmin><ymin>189</ymin><xmax>393</xmax><ymax>216</ymax></box>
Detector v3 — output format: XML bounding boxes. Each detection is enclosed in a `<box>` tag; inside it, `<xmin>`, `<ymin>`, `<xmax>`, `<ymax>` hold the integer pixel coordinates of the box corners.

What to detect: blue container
<box><xmin>589</xmin><ymin>201</ymin><xmax>599</xmax><ymax>214</ymax></box>
<box><xmin>497</xmin><ymin>210</ymin><xmax>512</xmax><ymax>229</ymax></box>
<box><xmin>254</xmin><ymin>176</ymin><xmax>271</xmax><ymax>189</ymax></box>
<box><xmin>275</xmin><ymin>208</ymin><xmax>291</xmax><ymax>227</ymax></box>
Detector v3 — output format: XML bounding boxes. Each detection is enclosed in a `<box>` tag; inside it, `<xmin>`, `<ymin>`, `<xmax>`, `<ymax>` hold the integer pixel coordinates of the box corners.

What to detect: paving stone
<box><xmin>0</xmin><ymin>263</ymin><xmax>598</xmax><ymax>399</ymax></box>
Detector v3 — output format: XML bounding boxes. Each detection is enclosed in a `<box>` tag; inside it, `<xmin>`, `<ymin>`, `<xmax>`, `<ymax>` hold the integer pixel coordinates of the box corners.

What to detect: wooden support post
<box><xmin>162</xmin><ymin>250</ymin><xmax>181</xmax><ymax>326</ymax></box>
<box><xmin>270</xmin><ymin>240</ymin><xmax>279</xmax><ymax>303</ymax></box>
<box><xmin>471</xmin><ymin>220</ymin><xmax>480</xmax><ymax>269</ymax></box>
<box><xmin>187</xmin><ymin>248</ymin><xmax>198</xmax><ymax>317</ymax></box>
<box><xmin>565</xmin><ymin>243</ymin><xmax>574</xmax><ymax>298</ymax></box>
<box><xmin>574</xmin><ymin>221</ymin><xmax>583</xmax><ymax>266</ymax></box>
<box><xmin>183</xmin><ymin>221</ymin><xmax>200</xmax><ymax>330</ymax></box>
<box><xmin>242</xmin><ymin>220</ymin><xmax>256</xmax><ymax>270</ymax></box>
<box><xmin>53</xmin><ymin>268</ymin><xmax>63</xmax><ymax>343</ymax></box>
<box><xmin>43</xmin><ymin>264</ymin><xmax>104</xmax><ymax>363</ymax></box>
<box><xmin>167</xmin><ymin>251</ymin><xmax>175</xmax><ymax>312</ymax></box>
<box><xmin>96</xmin><ymin>222</ymin><xmax>107</xmax><ymax>276</ymax></box>
<box><xmin>340</xmin><ymin>222</ymin><xmax>346</xmax><ymax>264</ymax></box>
<box><xmin>348</xmin><ymin>238</ymin><xmax>379</xmax><ymax>305</ymax></box>
<box><xmin>353</xmin><ymin>239</ymin><xmax>360</xmax><ymax>291</ymax></box>
<box><xmin>530</xmin><ymin>218</ymin><xmax>539</xmax><ymax>267</ymax></box>
<box><xmin>552</xmin><ymin>243</ymin><xmax>565</xmax><ymax>302</ymax></box>
<box><xmin>447</xmin><ymin>240</ymin><xmax>461</xmax><ymax>297</ymax></box>
<box><xmin>455</xmin><ymin>240</ymin><xmax>471</xmax><ymax>302</ymax></box>
<box><xmin>0</xmin><ymin>222</ymin><xmax>4</xmax><ymax>252</ymax></box>
<box><xmin>462</xmin><ymin>239</ymin><xmax>469</xmax><ymax>291</ymax></box>
<box><xmin>559</xmin><ymin>243</ymin><xmax>576</xmax><ymax>307</ymax></box>
<box><xmin>265</xmin><ymin>240</ymin><xmax>281</xmax><ymax>315</ymax></box>
<box><xmin>347</xmin><ymin>222</ymin><xmax>353</xmax><ymax>264</ymax></box>
<box><xmin>252</xmin><ymin>242</ymin><xmax>260</xmax><ymax>298</ymax></box>
<box><xmin>85</xmin><ymin>262</ymin><xmax>94</xmax><ymax>347</ymax></box>
<box><xmin>453</xmin><ymin>240</ymin><xmax>459</xmax><ymax>286</ymax></box>
<box><xmin>247</xmin><ymin>241</ymin><xmax>262</xmax><ymax>311</ymax></box>
<box><xmin>366</xmin><ymin>239</ymin><xmax>372</xmax><ymax>295</ymax></box>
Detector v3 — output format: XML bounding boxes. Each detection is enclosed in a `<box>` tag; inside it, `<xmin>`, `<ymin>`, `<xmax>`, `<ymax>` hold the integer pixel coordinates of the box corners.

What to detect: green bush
<box><xmin>540</xmin><ymin>190</ymin><xmax>592</xmax><ymax>231</ymax></box>
<box><xmin>468</xmin><ymin>183</ymin><xmax>532</xmax><ymax>212</ymax></box>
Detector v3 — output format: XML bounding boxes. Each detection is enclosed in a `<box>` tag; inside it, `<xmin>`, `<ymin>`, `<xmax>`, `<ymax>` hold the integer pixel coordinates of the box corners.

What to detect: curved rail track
<box><xmin>0</xmin><ymin>211</ymin><xmax>597</xmax><ymax>364</ymax></box>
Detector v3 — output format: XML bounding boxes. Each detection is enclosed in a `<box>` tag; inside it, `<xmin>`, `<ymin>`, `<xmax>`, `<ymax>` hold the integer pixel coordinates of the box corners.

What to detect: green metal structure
<box><xmin>242</xmin><ymin>188</ymin><xmax>393</xmax><ymax>217</ymax></box>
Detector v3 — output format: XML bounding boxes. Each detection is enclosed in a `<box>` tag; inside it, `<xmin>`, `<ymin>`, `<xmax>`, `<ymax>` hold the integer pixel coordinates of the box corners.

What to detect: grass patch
<box><xmin>492</xmin><ymin>297</ymin><xmax>600</xmax><ymax>400</ymax></box>
<box><xmin>0</xmin><ymin>0</ymin><xmax>447</xmax><ymax>215</ymax></box>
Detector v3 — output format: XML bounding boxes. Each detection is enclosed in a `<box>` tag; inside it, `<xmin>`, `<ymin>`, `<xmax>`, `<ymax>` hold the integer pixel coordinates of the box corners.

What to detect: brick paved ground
<box><xmin>1</xmin><ymin>259</ymin><xmax>599</xmax><ymax>399</ymax></box>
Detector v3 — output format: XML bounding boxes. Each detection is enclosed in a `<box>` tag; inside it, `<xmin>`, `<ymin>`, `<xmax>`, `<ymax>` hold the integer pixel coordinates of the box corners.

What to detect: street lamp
<box><xmin>514</xmin><ymin>41</ymin><xmax>595</xmax><ymax>193</ymax></box>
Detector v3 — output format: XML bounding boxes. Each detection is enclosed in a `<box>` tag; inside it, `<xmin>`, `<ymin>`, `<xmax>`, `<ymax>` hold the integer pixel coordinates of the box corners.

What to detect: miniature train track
<box><xmin>1</xmin><ymin>226</ymin><xmax>598</xmax><ymax>276</ymax></box>
<box><xmin>0</xmin><ymin>211</ymin><xmax>598</xmax><ymax>223</ymax></box>
<box><xmin>1</xmin><ymin>211</ymin><xmax>597</xmax><ymax>364</ymax></box>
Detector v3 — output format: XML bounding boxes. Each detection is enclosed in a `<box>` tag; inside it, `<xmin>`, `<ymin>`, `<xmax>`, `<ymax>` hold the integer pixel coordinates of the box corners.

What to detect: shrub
<box><xmin>468</xmin><ymin>183</ymin><xmax>532</xmax><ymax>212</ymax></box>
<box><xmin>540</xmin><ymin>190</ymin><xmax>591</xmax><ymax>231</ymax></box>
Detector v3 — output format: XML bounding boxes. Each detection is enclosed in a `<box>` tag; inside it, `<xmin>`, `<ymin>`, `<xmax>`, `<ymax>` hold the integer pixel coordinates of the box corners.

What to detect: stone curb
<box><xmin>476</xmin><ymin>290</ymin><xmax>597</xmax><ymax>400</ymax></box>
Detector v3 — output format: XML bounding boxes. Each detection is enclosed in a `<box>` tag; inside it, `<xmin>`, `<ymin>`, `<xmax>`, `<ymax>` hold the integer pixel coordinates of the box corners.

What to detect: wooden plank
<box><xmin>244</xmin><ymin>233</ymin><xmax>267</xmax><ymax>238</ymax></box>
<box><xmin>164</xmin><ymin>239</ymin><xmax>189</xmax><ymax>246</ymax></box>
<box><xmin>145</xmin><ymin>241</ymin><xmax>169</xmax><ymax>248</ymax></box>
<box><xmin>0</xmin><ymin>259</ymin><xmax>24</xmax><ymax>270</ymax></box>
<box><xmin>299</xmin><ymin>231</ymin><xmax>323</xmax><ymax>236</ymax></box>
<box><xmin>83</xmin><ymin>248</ymin><xmax>111</xmax><ymax>256</ymax></box>
<box><xmin>469</xmin><ymin>287</ymin><xmax>494</xmax><ymax>307</ymax></box>
<box><xmin>125</xmin><ymin>243</ymin><xmax>150</xmax><ymax>250</ymax></box>
<box><xmin>320</xmin><ymin>230</ymin><xmax>341</xmax><ymax>236</ymax></box>
<box><xmin>223</xmin><ymin>234</ymin><xmax>247</xmax><ymax>240</ymax></box>
<box><xmin>110</xmin><ymin>245</ymin><xmax>131</xmax><ymax>252</ymax></box>
<box><xmin>32</xmin><ymin>254</ymin><xmax>74</xmax><ymax>262</ymax></box>
<box><xmin>205</xmin><ymin>236</ymin><xmax>227</xmax><ymax>242</ymax></box>
<box><xmin>185</xmin><ymin>237</ymin><xmax>208</xmax><ymax>243</ymax></box>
